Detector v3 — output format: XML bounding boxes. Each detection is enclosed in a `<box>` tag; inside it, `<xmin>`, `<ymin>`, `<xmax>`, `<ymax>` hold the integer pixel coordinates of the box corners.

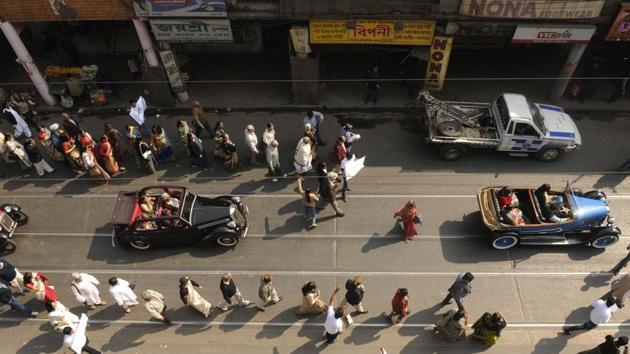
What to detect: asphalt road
<box><xmin>1</xmin><ymin>110</ymin><xmax>630</xmax><ymax>353</ymax></box>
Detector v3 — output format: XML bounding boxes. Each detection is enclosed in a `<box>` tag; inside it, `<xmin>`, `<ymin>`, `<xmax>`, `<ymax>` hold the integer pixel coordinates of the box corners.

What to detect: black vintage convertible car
<box><xmin>111</xmin><ymin>186</ymin><xmax>248</xmax><ymax>250</ymax></box>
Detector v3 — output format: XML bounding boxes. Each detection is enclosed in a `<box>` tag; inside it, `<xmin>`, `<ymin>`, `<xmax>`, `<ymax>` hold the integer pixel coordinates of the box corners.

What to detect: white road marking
<box><xmin>20</xmin><ymin>269</ymin><xmax>621</xmax><ymax>277</ymax></box>
<box><xmin>0</xmin><ymin>317</ymin><xmax>626</xmax><ymax>329</ymax></box>
<box><xmin>4</xmin><ymin>193</ymin><xmax>630</xmax><ymax>199</ymax></box>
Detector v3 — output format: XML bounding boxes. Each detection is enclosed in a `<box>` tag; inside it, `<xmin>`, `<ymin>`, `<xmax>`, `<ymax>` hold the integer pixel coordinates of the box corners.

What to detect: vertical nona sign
<box><xmin>424</xmin><ymin>36</ymin><xmax>453</xmax><ymax>91</ymax></box>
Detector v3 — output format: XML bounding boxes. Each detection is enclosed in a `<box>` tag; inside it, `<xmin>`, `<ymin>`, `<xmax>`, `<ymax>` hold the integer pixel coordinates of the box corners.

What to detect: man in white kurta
<box><xmin>3</xmin><ymin>105</ymin><xmax>31</xmax><ymax>138</ymax></box>
<box><xmin>47</xmin><ymin>301</ymin><xmax>80</xmax><ymax>332</ymax></box>
<box><xmin>142</xmin><ymin>289</ymin><xmax>170</xmax><ymax>324</ymax></box>
<box><xmin>71</xmin><ymin>273</ymin><xmax>106</xmax><ymax>310</ymax></box>
<box><xmin>108</xmin><ymin>277</ymin><xmax>139</xmax><ymax>313</ymax></box>
<box><xmin>179</xmin><ymin>276</ymin><xmax>212</xmax><ymax>318</ymax></box>
<box><xmin>63</xmin><ymin>313</ymin><xmax>100</xmax><ymax>354</ymax></box>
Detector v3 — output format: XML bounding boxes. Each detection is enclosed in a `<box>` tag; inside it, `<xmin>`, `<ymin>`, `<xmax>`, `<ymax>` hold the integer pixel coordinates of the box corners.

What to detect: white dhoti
<box><xmin>185</xmin><ymin>282</ymin><xmax>212</xmax><ymax>318</ymax></box>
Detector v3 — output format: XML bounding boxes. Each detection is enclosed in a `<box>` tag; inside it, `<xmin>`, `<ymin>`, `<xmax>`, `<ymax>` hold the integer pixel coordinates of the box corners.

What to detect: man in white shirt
<box><xmin>564</xmin><ymin>296</ymin><xmax>619</xmax><ymax>335</ymax></box>
<box><xmin>129</xmin><ymin>96</ymin><xmax>149</xmax><ymax>136</ymax></box>
<box><xmin>323</xmin><ymin>287</ymin><xmax>343</xmax><ymax>344</ymax></box>
<box><xmin>244</xmin><ymin>124</ymin><xmax>259</xmax><ymax>165</ymax></box>
<box><xmin>62</xmin><ymin>313</ymin><xmax>100</xmax><ymax>354</ymax></box>
<box><xmin>108</xmin><ymin>277</ymin><xmax>139</xmax><ymax>314</ymax></box>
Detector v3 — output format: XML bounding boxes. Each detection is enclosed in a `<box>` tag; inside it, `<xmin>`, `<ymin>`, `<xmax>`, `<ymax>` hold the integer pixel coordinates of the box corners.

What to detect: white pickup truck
<box><xmin>418</xmin><ymin>90</ymin><xmax>581</xmax><ymax>162</ymax></box>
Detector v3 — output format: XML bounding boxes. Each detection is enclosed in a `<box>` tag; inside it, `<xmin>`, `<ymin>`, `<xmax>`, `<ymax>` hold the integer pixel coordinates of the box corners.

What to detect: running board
<box><xmin>508</xmin><ymin>152</ymin><xmax>530</xmax><ymax>158</ymax></box>
<box><xmin>519</xmin><ymin>236</ymin><xmax>575</xmax><ymax>245</ymax></box>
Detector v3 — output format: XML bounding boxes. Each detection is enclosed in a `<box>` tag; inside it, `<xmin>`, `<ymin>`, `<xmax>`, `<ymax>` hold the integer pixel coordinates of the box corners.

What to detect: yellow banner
<box><xmin>424</xmin><ymin>36</ymin><xmax>453</xmax><ymax>91</ymax></box>
<box><xmin>309</xmin><ymin>20</ymin><xmax>435</xmax><ymax>45</ymax></box>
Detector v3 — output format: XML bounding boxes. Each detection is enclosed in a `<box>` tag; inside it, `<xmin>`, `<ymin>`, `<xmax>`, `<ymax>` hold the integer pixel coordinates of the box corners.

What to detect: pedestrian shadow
<box><xmin>361</xmin><ymin>227</ymin><xmax>402</xmax><ymax>254</ymax></box>
<box><xmin>101</xmin><ymin>323</ymin><xmax>168</xmax><ymax>352</ymax></box>
<box><xmin>83</xmin><ymin>303</ymin><xmax>126</xmax><ymax>322</ymax></box>
<box><xmin>289</xmin><ymin>315</ymin><xmax>328</xmax><ymax>354</ymax></box>
<box><xmin>2</xmin><ymin>174</ymin><xmax>65</xmax><ymax>191</ymax></box>
<box><xmin>276</xmin><ymin>199</ymin><xmax>303</xmax><ymax>216</ymax></box>
<box><xmin>592</xmin><ymin>173</ymin><xmax>627</xmax><ymax>191</ymax></box>
<box><xmin>256</xmin><ymin>306</ymin><xmax>302</xmax><ymax>339</ymax></box>
<box><xmin>16</xmin><ymin>329</ymin><xmax>62</xmax><ymax>354</ymax></box>
<box><xmin>397</xmin><ymin>303</ymin><xmax>443</xmax><ymax>337</ymax></box>
<box><xmin>581</xmin><ymin>272</ymin><xmax>611</xmax><ymax>292</ymax></box>
<box><xmin>531</xmin><ymin>332</ymin><xmax>570</xmax><ymax>354</ymax></box>
<box><xmin>230</xmin><ymin>178</ymin><xmax>267</xmax><ymax>195</ymax></box>
<box><xmin>343</xmin><ymin>314</ymin><xmax>388</xmax><ymax>345</ymax></box>
<box><xmin>264</xmin><ymin>214</ymin><xmax>336</xmax><ymax>237</ymax></box>
<box><xmin>219</xmin><ymin>305</ymin><xmax>258</xmax><ymax>332</ymax></box>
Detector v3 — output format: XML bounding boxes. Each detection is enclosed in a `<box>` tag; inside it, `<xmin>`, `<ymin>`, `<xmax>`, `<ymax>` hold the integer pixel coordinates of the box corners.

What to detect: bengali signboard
<box><xmin>134</xmin><ymin>0</ymin><xmax>227</xmax><ymax>17</ymax></box>
<box><xmin>512</xmin><ymin>25</ymin><xmax>595</xmax><ymax>44</ymax></box>
<box><xmin>424</xmin><ymin>36</ymin><xmax>453</xmax><ymax>91</ymax></box>
<box><xmin>445</xmin><ymin>22</ymin><xmax>515</xmax><ymax>37</ymax></box>
<box><xmin>159</xmin><ymin>50</ymin><xmax>185</xmax><ymax>93</ymax></box>
<box><xmin>605</xmin><ymin>4</ymin><xmax>630</xmax><ymax>41</ymax></box>
<box><xmin>460</xmin><ymin>0</ymin><xmax>604</xmax><ymax>19</ymax></box>
<box><xmin>309</xmin><ymin>20</ymin><xmax>435</xmax><ymax>46</ymax></box>
<box><xmin>150</xmin><ymin>19</ymin><xmax>233</xmax><ymax>42</ymax></box>
<box><xmin>289</xmin><ymin>27</ymin><xmax>311</xmax><ymax>54</ymax></box>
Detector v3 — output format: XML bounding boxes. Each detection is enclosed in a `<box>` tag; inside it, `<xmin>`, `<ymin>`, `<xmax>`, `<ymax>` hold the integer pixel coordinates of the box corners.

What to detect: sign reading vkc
<box><xmin>425</xmin><ymin>36</ymin><xmax>453</xmax><ymax>91</ymax></box>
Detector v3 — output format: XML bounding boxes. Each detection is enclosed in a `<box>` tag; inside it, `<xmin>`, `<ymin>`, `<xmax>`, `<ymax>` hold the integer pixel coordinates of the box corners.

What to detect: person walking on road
<box><xmin>256</xmin><ymin>273</ymin><xmax>283</xmax><ymax>312</ymax></box>
<box><xmin>5</xmin><ymin>134</ymin><xmax>32</xmax><ymax>171</ymax></box>
<box><xmin>3</xmin><ymin>102</ymin><xmax>31</xmax><ymax>138</ymax></box>
<box><xmin>262</xmin><ymin>122</ymin><xmax>275</xmax><ymax>148</ymax></box>
<box><xmin>394</xmin><ymin>200</ymin><xmax>421</xmax><ymax>243</ymax></box>
<box><xmin>218</xmin><ymin>273</ymin><xmax>251</xmax><ymax>311</ymax></box>
<box><xmin>433</xmin><ymin>309</ymin><xmax>468</xmax><ymax>343</ymax></box>
<box><xmin>142</xmin><ymin>289</ymin><xmax>171</xmax><ymax>325</ymax></box>
<box><xmin>37</xmin><ymin>126</ymin><xmax>64</xmax><ymax>162</ymax></box>
<box><xmin>440</xmin><ymin>272</ymin><xmax>474</xmax><ymax>312</ymax></box>
<box><xmin>297</xmin><ymin>281</ymin><xmax>327</xmax><ymax>315</ymax></box>
<box><xmin>62</xmin><ymin>112</ymin><xmax>81</xmax><ymax>141</ymax></box>
<box><xmin>387</xmin><ymin>288</ymin><xmax>409</xmax><ymax>324</ymax></box>
<box><xmin>71</xmin><ymin>273</ymin><xmax>107</xmax><ymax>310</ymax></box>
<box><xmin>332</xmin><ymin>136</ymin><xmax>347</xmax><ymax>172</ymax></box>
<box><xmin>564</xmin><ymin>297</ymin><xmax>619</xmax><ymax>335</ymax></box>
<box><xmin>191</xmin><ymin>101</ymin><xmax>212</xmax><ymax>137</ymax></box>
<box><xmin>0</xmin><ymin>282</ymin><xmax>38</xmax><ymax>318</ymax></box>
<box><xmin>98</xmin><ymin>135</ymin><xmax>126</xmax><ymax>177</ymax></box>
<box><xmin>304</xmin><ymin>111</ymin><xmax>325</xmax><ymax>146</ymax></box>
<box><xmin>186</xmin><ymin>133</ymin><xmax>209</xmax><ymax>169</ymax></box>
<box><xmin>293</xmin><ymin>136</ymin><xmax>313</xmax><ymax>175</ymax></box>
<box><xmin>323</xmin><ymin>287</ymin><xmax>344</xmax><ymax>344</ymax></box>
<box><xmin>176</xmin><ymin>120</ymin><xmax>191</xmax><ymax>147</ymax></box>
<box><xmin>317</xmin><ymin>171</ymin><xmax>344</xmax><ymax>218</ymax></box>
<box><xmin>0</xmin><ymin>258</ymin><xmax>24</xmax><ymax>294</ymax></box>
<box><xmin>610</xmin><ymin>244</ymin><xmax>630</xmax><ymax>275</ymax></box>
<box><xmin>339</xmin><ymin>275</ymin><xmax>368</xmax><ymax>314</ymax></box>
<box><xmin>105</xmin><ymin>123</ymin><xmax>128</xmax><ymax>162</ymax></box>
<box><xmin>62</xmin><ymin>313</ymin><xmax>101</xmax><ymax>354</ymax></box>
<box><xmin>108</xmin><ymin>277</ymin><xmax>139</xmax><ymax>314</ymax></box>
<box><xmin>82</xmin><ymin>145</ymin><xmax>111</xmax><ymax>184</ymax></box>
<box><xmin>297</xmin><ymin>175</ymin><xmax>319</xmax><ymax>229</ymax></box>
<box><xmin>244</xmin><ymin>124</ymin><xmax>259</xmax><ymax>165</ymax></box>
<box><xmin>24</xmin><ymin>138</ymin><xmax>54</xmax><ymax>176</ymax></box>
<box><xmin>179</xmin><ymin>276</ymin><xmax>213</xmax><ymax>318</ymax></box>
<box><xmin>470</xmin><ymin>312</ymin><xmax>507</xmax><ymax>345</ymax></box>
<box><xmin>266</xmin><ymin>139</ymin><xmax>284</xmax><ymax>182</ymax></box>
<box><xmin>579</xmin><ymin>335</ymin><xmax>629</xmax><ymax>354</ymax></box>
<box><xmin>46</xmin><ymin>299</ymin><xmax>80</xmax><ymax>332</ymax></box>
<box><xmin>129</xmin><ymin>96</ymin><xmax>149</xmax><ymax>136</ymax></box>
<box><xmin>341</xmin><ymin>123</ymin><xmax>361</xmax><ymax>155</ymax></box>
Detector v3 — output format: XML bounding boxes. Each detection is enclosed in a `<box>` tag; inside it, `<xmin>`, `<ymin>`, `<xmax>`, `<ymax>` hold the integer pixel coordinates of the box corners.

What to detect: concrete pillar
<box><xmin>0</xmin><ymin>20</ymin><xmax>56</xmax><ymax>106</ymax></box>
<box><xmin>159</xmin><ymin>41</ymin><xmax>189</xmax><ymax>103</ymax></box>
<box><xmin>549</xmin><ymin>44</ymin><xmax>587</xmax><ymax>102</ymax></box>
<box><xmin>132</xmin><ymin>19</ymin><xmax>160</xmax><ymax>68</ymax></box>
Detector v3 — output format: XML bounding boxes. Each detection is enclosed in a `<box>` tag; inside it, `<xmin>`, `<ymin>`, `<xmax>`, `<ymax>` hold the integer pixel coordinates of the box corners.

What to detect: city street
<box><xmin>1</xmin><ymin>109</ymin><xmax>630</xmax><ymax>353</ymax></box>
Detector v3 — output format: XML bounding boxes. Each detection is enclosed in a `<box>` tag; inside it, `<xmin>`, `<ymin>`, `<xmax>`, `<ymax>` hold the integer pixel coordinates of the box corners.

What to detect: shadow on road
<box><xmin>256</xmin><ymin>306</ymin><xmax>302</xmax><ymax>339</ymax></box>
<box><xmin>101</xmin><ymin>323</ymin><xmax>168</xmax><ymax>352</ymax></box>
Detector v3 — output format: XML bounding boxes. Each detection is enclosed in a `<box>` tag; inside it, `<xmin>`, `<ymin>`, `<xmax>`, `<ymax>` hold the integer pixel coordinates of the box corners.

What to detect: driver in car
<box><xmin>157</xmin><ymin>192</ymin><xmax>181</xmax><ymax>227</ymax></box>
<box><xmin>140</xmin><ymin>194</ymin><xmax>155</xmax><ymax>219</ymax></box>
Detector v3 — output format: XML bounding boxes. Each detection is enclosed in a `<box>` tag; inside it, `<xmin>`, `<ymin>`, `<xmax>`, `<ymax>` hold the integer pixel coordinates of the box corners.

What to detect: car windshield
<box><xmin>528</xmin><ymin>101</ymin><xmax>547</xmax><ymax>135</ymax></box>
<box><xmin>496</xmin><ymin>96</ymin><xmax>510</xmax><ymax>131</ymax></box>
<box><xmin>180</xmin><ymin>190</ymin><xmax>196</xmax><ymax>223</ymax></box>
<box><xmin>0</xmin><ymin>212</ymin><xmax>14</xmax><ymax>232</ymax></box>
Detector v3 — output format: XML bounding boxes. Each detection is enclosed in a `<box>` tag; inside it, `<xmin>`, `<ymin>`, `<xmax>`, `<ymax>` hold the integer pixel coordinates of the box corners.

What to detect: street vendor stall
<box><xmin>44</xmin><ymin>65</ymin><xmax>107</xmax><ymax>108</ymax></box>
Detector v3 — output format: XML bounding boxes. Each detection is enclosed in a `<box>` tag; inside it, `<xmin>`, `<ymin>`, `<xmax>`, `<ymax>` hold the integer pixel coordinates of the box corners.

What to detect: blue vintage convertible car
<box><xmin>477</xmin><ymin>184</ymin><xmax>620</xmax><ymax>250</ymax></box>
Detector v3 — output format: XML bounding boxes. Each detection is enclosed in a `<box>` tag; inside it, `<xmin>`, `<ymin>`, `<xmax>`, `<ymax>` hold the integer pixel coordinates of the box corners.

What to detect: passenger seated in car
<box><xmin>540</xmin><ymin>195</ymin><xmax>569</xmax><ymax>223</ymax></box>
<box><xmin>534</xmin><ymin>183</ymin><xmax>552</xmax><ymax>206</ymax></box>
<box><xmin>497</xmin><ymin>187</ymin><xmax>519</xmax><ymax>208</ymax></box>
<box><xmin>160</xmin><ymin>192</ymin><xmax>180</xmax><ymax>211</ymax></box>
<box><xmin>504</xmin><ymin>205</ymin><xmax>526</xmax><ymax>225</ymax></box>
<box><xmin>139</xmin><ymin>194</ymin><xmax>156</xmax><ymax>219</ymax></box>
<box><xmin>138</xmin><ymin>220</ymin><xmax>157</xmax><ymax>230</ymax></box>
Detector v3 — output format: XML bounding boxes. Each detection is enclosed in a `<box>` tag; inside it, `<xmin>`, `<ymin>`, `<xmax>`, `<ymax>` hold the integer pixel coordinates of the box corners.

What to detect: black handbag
<box><xmin>414</xmin><ymin>214</ymin><xmax>422</xmax><ymax>225</ymax></box>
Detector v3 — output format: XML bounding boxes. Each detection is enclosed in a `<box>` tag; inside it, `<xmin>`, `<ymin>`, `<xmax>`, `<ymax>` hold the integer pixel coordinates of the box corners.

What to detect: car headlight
<box><xmin>608</xmin><ymin>216</ymin><xmax>615</xmax><ymax>225</ymax></box>
<box><xmin>227</xmin><ymin>221</ymin><xmax>236</xmax><ymax>229</ymax></box>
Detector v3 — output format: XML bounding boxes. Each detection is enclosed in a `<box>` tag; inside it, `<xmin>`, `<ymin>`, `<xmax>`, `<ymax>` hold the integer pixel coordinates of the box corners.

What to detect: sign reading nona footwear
<box><xmin>424</xmin><ymin>36</ymin><xmax>453</xmax><ymax>92</ymax></box>
<box><xmin>460</xmin><ymin>0</ymin><xmax>604</xmax><ymax>19</ymax></box>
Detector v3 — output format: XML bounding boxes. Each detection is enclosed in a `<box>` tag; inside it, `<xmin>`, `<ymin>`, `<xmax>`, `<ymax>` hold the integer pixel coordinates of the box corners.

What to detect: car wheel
<box><xmin>1</xmin><ymin>239</ymin><xmax>16</xmax><ymax>255</ymax></box>
<box><xmin>535</xmin><ymin>148</ymin><xmax>561</xmax><ymax>162</ymax></box>
<box><xmin>492</xmin><ymin>234</ymin><xmax>519</xmax><ymax>250</ymax></box>
<box><xmin>439</xmin><ymin>145</ymin><xmax>466</xmax><ymax>161</ymax></box>
<box><xmin>215</xmin><ymin>233</ymin><xmax>239</xmax><ymax>247</ymax></box>
<box><xmin>129</xmin><ymin>236</ymin><xmax>152</xmax><ymax>250</ymax></box>
<box><xmin>590</xmin><ymin>232</ymin><xmax>619</xmax><ymax>249</ymax></box>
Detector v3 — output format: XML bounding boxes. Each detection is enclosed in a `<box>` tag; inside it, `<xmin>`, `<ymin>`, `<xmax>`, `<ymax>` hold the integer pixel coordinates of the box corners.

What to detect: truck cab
<box><xmin>492</xmin><ymin>93</ymin><xmax>581</xmax><ymax>161</ymax></box>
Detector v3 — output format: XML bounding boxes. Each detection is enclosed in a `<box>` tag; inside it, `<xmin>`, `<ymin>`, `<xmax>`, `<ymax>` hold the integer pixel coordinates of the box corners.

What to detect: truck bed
<box><xmin>423</xmin><ymin>101</ymin><xmax>500</xmax><ymax>147</ymax></box>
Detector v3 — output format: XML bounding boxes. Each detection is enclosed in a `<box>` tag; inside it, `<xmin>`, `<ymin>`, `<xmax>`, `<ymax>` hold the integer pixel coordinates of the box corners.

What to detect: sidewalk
<box><xmin>3</xmin><ymin>48</ymin><xmax>630</xmax><ymax>115</ymax></box>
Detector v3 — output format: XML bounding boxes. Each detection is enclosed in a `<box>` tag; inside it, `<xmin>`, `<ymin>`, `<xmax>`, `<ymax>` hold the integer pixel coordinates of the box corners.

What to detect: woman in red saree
<box><xmin>387</xmin><ymin>288</ymin><xmax>409</xmax><ymax>324</ymax></box>
<box><xmin>394</xmin><ymin>200</ymin><xmax>420</xmax><ymax>242</ymax></box>
<box><xmin>98</xmin><ymin>135</ymin><xmax>126</xmax><ymax>177</ymax></box>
